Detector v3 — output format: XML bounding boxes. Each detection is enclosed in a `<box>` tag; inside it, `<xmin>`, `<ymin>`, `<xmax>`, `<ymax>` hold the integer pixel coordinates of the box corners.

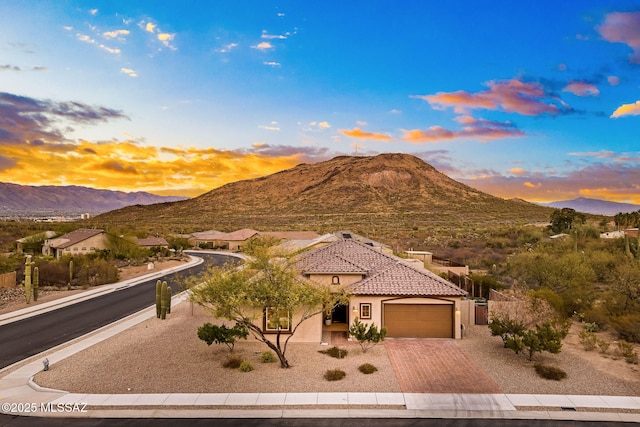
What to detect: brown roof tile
<box><xmin>48</xmin><ymin>229</ymin><xmax>104</xmax><ymax>249</ymax></box>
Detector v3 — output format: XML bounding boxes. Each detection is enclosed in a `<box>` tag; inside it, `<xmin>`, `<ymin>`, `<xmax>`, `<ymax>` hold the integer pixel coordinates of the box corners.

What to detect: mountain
<box><xmin>535</xmin><ymin>197</ymin><xmax>640</xmax><ymax>216</ymax></box>
<box><xmin>0</xmin><ymin>182</ymin><xmax>187</xmax><ymax>217</ymax></box>
<box><xmin>91</xmin><ymin>153</ymin><xmax>552</xmax><ymax>234</ymax></box>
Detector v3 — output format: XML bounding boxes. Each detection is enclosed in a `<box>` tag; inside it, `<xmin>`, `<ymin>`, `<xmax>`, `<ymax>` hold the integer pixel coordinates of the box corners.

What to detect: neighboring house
<box><xmin>289</xmin><ymin>238</ymin><xmax>467</xmax><ymax>342</ymax></box>
<box><xmin>276</xmin><ymin>233</ymin><xmax>339</xmax><ymax>253</ymax></box>
<box><xmin>42</xmin><ymin>229</ymin><xmax>108</xmax><ymax>258</ymax></box>
<box><xmin>16</xmin><ymin>231</ymin><xmax>57</xmax><ymax>254</ymax></box>
<box><xmin>405</xmin><ymin>250</ymin><xmax>470</xmax><ymax>276</ymax></box>
<box><xmin>333</xmin><ymin>231</ymin><xmax>392</xmax><ymax>253</ymax></box>
<box><xmin>625</xmin><ymin>228</ymin><xmax>639</xmax><ymax>239</ymax></box>
<box><xmin>209</xmin><ymin>228</ymin><xmax>260</xmax><ymax>251</ymax></box>
<box><xmin>135</xmin><ymin>237</ymin><xmax>169</xmax><ymax>248</ymax></box>
<box><xmin>600</xmin><ymin>231</ymin><xmax>625</xmax><ymax>239</ymax></box>
<box><xmin>188</xmin><ymin>228</ymin><xmax>259</xmax><ymax>250</ymax></box>
<box><xmin>188</xmin><ymin>230</ymin><xmax>222</xmax><ymax>247</ymax></box>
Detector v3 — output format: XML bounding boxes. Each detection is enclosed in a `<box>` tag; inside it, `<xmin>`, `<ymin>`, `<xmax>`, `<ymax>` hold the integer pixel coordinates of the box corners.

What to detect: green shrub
<box><xmin>324</xmin><ymin>369</ymin><xmax>346</xmax><ymax>381</ymax></box>
<box><xmin>579</xmin><ymin>331</ymin><xmax>598</xmax><ymax>351</ymax></box>
<box><xmin>239</xmin><ymin>360</ymin><xmax>254</xmax><ymax>372</ymax></box>
<box><xmin>358</xmin><ymin>363</ymin><xmax>378</xmax><ymax>374</ymax></box>
<box><xmin>534</xmin><ymin>364</ymin><xmax>567</xmax><ymax>381</ymax></box>
<box><xmin>260</xmin><ymin>351</ymin><xmax>276</xmax><ymax>363</ymax></box>
<box><xmin>349</xmin><ymin>319</ymin><xmax>387</xmax><ymax>353</ymax></box>
<box><xmin>318</xmin><ymin>346</ymin><xmax>348</xmax><ymax>359</ymax></box>
<box><xmin>597</xmin><ymin>339</ymin><xmax>611</xmax><ymax>354</ymax></box>
<box><xmin>617</xmin><ymin>341</ymin><xmax>639</xmax><ymax>364</ymax></box>
<box><xmin>583</xmin><ymin>322</ymin><xmax>600</xmax><ymax>333</ymax></box>
<box><xmin>197</xmin><ymin>322</ymin><xmax>249</xmax><ymax>352</ymax></box>
<box><xmin>222</xmin><ymin>356</ymin><xmax>242</xmax><ymax>369</ymax></box>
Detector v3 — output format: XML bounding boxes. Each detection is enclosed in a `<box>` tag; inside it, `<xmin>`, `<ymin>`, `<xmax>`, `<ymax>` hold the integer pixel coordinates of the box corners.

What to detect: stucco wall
<box><xmin>57</xmin><ymin>234</ymin><xmax>108</xmax><ymax>257</ymax></box>
<box><xmin>349</xmin><ymin>295</ymin><xmax>464</xmax><ymax>339</ymax></box>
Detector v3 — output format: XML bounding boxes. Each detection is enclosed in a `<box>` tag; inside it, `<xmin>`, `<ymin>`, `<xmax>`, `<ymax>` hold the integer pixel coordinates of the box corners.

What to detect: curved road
<box><xmin>0</xmin><ymin>253</ymin><xmax>236</xmax><ymax>370</ymax></box>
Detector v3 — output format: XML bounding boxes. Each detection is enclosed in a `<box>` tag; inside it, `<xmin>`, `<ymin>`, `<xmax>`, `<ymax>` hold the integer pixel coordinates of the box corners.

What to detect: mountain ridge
<box><xmin>0</xmin><ymin>182</ymin><xmax>187</xmax><ymax>216</ymax></box>
<box><xmin>90</xmin><ymin>153</ymin><xmax>554</xmax><ymax>234</ymax></box>
<box><xmin>534</xmin><ymin>197</ymin><xmax>639</xmax><ymax>216</ymax></box>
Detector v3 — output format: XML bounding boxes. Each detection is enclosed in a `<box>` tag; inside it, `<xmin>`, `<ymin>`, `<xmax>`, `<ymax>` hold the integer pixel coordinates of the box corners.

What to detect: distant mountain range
<box><xmin>0</xmin><ymin>182</ymin><xmax>187</xmax><ymax>217</ymax></box>
<box><xmin>534</xmin><ymin>197</ymin><xmax>640</xmax><ymax>216</ymax></box>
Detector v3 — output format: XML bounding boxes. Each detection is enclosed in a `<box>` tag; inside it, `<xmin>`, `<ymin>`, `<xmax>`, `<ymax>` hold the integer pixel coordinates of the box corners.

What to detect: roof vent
<box><xmin>342</xmin><ymin>233</ymin><xmax>352</xmax><ymax>239</ymax></box>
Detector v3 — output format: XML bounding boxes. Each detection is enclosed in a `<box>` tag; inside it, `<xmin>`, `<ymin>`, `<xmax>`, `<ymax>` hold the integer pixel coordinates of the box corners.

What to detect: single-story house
<box><xmin>42</xmin><ymin>228</ymin><xmax>108</xmax><ymax>258</ymax></box>
<box><xmin>188</xmin><ymin>230</ymin><xmax>223</xmax><ymax>247</ymax></box>
<box><xmin>281</xmin><ymin>238</ymin><xmax>468</xmax><ymax>343</ymax></box>
<box><xmin>16</xmin><ymin>231</ymin><xmax>58</xmax><ymax>254</ymax></box>
<box><xmin>135</xmin><ymin>237</ymin><xmax>169</xmax><ymax>248</ymax></box>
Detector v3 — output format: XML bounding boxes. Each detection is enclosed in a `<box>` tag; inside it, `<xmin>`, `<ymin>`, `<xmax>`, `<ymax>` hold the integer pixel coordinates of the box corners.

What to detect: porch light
<box><xmin>352</xmin><ymin>306</ymin><xmax>359</xmax><ymax>318</ymax></box>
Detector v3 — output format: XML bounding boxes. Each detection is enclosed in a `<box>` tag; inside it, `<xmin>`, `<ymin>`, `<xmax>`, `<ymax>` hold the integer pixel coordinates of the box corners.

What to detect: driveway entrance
<box><xmin>385</xmin><ymin>339</ymin><xmax>502</xmax><ymax>393</ymax></box>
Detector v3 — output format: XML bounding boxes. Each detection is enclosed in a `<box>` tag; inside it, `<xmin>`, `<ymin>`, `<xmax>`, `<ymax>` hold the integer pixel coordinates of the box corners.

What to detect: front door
<box><xmin>332</xmin><ymin>304</ymin><xmax>348</xmax><ymax>324</ymax></box>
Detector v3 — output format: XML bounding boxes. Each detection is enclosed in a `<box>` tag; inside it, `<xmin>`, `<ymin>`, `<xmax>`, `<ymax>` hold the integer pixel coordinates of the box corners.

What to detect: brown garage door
<box><xmin>384</xmin><ymin>304</ymin><xmax>453</xmax><ymax>338</ymax></box>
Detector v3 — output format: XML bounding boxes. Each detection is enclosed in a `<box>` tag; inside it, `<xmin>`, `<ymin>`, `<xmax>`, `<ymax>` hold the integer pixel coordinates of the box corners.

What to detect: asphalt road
<box><xmin>0</xmin><ymin>414</ymin><xmax>629</xmax><ymax>427</ymax></box>
<box><xmin>0</xmin><ymin>252</ymin><xmax>235</xmax><ymax>370</ymax></box>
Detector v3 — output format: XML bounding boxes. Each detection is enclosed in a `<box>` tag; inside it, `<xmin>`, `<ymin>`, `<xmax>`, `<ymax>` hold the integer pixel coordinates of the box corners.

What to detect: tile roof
<box><xmin>48</xmin><ymin>229</ymin><xmax>104</xmax><ymax>249</ymax></box>
<box><xmin>214</xmin><ymin>228</ymin><xmax>259</xmax><ymax>241</ymax></box>
<box><xmin>296</xmin><ymin>239</ymin><xmax>396</xmax><ymax>274</ymax></box>
<box><xmin>296</xmin><ymin>239</ymin><xmax>466</xmax><ymax>297</ymax></box>
<box><xmin>135</xmin><ymin>237</ymin><xmax>169</xmax><ymax>247</ymax></box>
<box><xmin>349</xmin><ymin>262</ymin><xmax>467</xmax><ymax>296</ymax></box>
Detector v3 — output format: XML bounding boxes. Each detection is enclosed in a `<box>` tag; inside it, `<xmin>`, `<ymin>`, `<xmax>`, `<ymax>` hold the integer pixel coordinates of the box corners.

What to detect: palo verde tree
<box><xmin>190</xmin><ymin>237</ymin><xmax>348</xmax><ymax>368</ymax></box>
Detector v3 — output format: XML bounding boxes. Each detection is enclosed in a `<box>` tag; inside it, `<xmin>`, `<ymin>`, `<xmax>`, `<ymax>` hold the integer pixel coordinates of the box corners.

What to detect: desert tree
<box><xmin>190</xmin><ymin>237</ymin><xmax>348</xmax><ymax>368</ymax></box>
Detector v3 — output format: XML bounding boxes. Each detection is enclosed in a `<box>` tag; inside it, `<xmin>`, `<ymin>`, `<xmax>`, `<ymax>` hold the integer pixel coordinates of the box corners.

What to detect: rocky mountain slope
<box><xmin>90</xmin><ymin>153</ymin><xmax>552</xmax><ymax>235</ymax></box>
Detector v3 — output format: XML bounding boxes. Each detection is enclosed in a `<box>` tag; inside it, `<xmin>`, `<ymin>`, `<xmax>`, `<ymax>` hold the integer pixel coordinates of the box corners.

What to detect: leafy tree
<box><xmin>522</xmin><ymin>322</ymin><xmax>565</xmax><ymax>361</ymax></box>
<box><xmin>190</xmin><ymin>237</ymin><xmax>348</xmax><ymax>368</ymax></box>
<box><xmin>549</xmin><ymin>208</ymin><xmax>585</xmax><ymax>233</ymax></box>
<box><xmin>348</xmin><ymin>318</ymin><xmax>387</xmax><ymax>353</ymax></box>
<box><xmin>197</xmin><ymin>322</ymin><xmax>249</xmax><ymax>352</ymax></box>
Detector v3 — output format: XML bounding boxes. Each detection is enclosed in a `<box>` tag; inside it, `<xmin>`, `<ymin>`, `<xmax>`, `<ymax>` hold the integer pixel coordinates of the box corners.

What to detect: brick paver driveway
<box><xmin>385</xmin><ymin>339</ymin><xmax>503</xmax><ymax>393</ymax></box>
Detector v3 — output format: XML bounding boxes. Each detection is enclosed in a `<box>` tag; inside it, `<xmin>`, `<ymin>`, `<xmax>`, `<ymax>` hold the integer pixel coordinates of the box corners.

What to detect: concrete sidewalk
<box><xmin>1</xmin><ymin>256</ymin><xmax>640</xmax><ymax>421</ymax></box>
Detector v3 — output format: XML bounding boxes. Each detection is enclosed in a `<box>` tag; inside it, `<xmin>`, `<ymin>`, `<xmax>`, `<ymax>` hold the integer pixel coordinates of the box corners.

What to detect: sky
<box><xmin>1</xmin><ymin>1</ymin><xmax>639</xmax><ymax>203</ymax></box>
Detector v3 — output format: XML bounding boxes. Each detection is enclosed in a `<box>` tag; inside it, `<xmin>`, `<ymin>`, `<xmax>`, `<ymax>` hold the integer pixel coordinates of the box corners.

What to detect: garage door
<box><xmin>384</xmin><ymin>304</ymin><xmax>453</xmax><ymax>338</ymax></box>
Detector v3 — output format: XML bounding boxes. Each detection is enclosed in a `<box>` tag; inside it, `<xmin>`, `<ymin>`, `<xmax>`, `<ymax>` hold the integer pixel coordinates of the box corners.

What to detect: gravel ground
<box><xmin>458</xmin><ymin>324</ymin><xmax>640</xmax><ymax>396</ymax></box>
<box><xmin>21</xmin><ymin>265</ymin><xmax>640</xmax><ymax>397</ymax></box>
<box><xmin>35</xmin><ymin>301</ymin><xmax>401</xmax><ymax>394</ymax></box>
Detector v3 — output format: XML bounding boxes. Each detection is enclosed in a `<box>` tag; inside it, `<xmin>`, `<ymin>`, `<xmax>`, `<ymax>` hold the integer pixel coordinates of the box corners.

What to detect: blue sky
<box><xmin>1</xmin><ymin>1</ymin><xmax>639</xmax><ymax>202</ymax></box>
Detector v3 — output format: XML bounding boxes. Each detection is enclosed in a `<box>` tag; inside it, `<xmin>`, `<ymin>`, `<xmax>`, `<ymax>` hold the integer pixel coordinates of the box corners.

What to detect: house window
<box><xmin>81</xmin><ymin>247</ymin><xmax>86</xmax><ymax>251</ymax></box>
<box><xmin>73</xmin><ymin>247</ymin><xmax>78</xmax><ymax>251</ymax></box>
<box><xmin>264</xmin><ymin>308</ymin><xmax>291</xmax><ymax>332</ymax></box>
<box><xmin>65</xmin><ymin>248</ymin><xmax>70</xmax><ymax>251</ymax></box>
<box><xmin>332</xmin><ymin>276</ymin><xmax>340</xmax><ymax>285</ymax></box>
<box><xmin>359</xmin><ymin>303</ymin><xmax>372</xmax><ymax>319</ymax></box>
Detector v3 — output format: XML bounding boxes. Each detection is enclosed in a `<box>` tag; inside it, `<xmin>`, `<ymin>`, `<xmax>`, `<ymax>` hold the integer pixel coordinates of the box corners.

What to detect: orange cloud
<box><xmin>413</xmin><ymin>79</ymin><xmax>569</xmax><ymax>116</ymax></box>
<box><xmin>611</xmin><ymin>100</ymin><xmax>640</xmax><ymax>118</ymax></box>
<box><xmin>597</xmin><ymin>11</ymin><xmax>640</xmax><ymax>63</ymax></box>
<box><xmin>563</xmin><ymin>81</ymin><xmax>599</xmax><ymax>97</ymax></box>
<box><xmin>339</xmin><ymin>128</ymin><xmax>392</xmax><ymax>141</ymax></box>
<box><xmin>402</xmin><ymin>117</ymin><xmax>524</xmax><ymax>143</ymax></box>
<box><xmin>509</xmin><ymin>167</ymin><xmax>526</xmax><ymax>175</ymax></box>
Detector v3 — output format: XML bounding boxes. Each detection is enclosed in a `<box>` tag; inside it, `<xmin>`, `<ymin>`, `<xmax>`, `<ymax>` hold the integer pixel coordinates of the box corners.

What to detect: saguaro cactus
<box><xmin>24</xmin><ymin>255</ymin><xmax>34</xmax><ymax>304</ymax></box>
<box><xmin>160</xmin><ymin>281</ymin><xmax>169</xmax><ymax>320</ymax></box>
<box><xmin>166</xmin><ymin>285</ymin><xmax>172</xmax><ymax>314</ymax></box>
<box><xmin>68</xmin><ymin>259</ymin><xmax>74</xmax><ymax>286</ymax></box>
<box><xmin>155</xmin><ymin>280</ymin><xmax>162</xmax><ymax>318</ymax></box>
<box><xmin>33</xmin><ymin>266</ymin><xmax>39</xmax><ymax>302</ymax></box>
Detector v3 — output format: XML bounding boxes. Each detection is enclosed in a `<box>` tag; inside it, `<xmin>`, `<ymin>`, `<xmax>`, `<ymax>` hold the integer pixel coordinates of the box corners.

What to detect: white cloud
<box><xmin>217</xmin><ymin>43</ymin><xmax>238</xmax><ymax>53</ymax></box>
<box><xmin>261</xmin><ymin>30</ymin><xmax>287</xmax><ymax>40</ymax></box>
<box><xmin>145</xmin><ymin>22</ymin><xmax>156</xmax><ymax>33</ymax></box>
<box><xmin>89</xmin><ymin>9</ymin><xmax>98</xmax><ymax>16</ymax></box>
<box><xmin>99</xmin><ymin>45</ymin><xmax>121</xmax><ymax>54</ymax></box>
<box><xmin>263</xmin><ymin>61</ymin><xmax>281</xmax><ymax>67</ymax></box>
<box><xmin>103</xmin><ymin>29</ymin><xmax>130</xmax><ymax>39</ymax></box>
<box><xmin>252</xmin><ymin>41</ymin><xmax>273</xmax><ymax>51</ymax></box>
<box><xmin>120</xmin><ymin>68</ymin><xmax>138</xmax><ymax>77</ymax></box>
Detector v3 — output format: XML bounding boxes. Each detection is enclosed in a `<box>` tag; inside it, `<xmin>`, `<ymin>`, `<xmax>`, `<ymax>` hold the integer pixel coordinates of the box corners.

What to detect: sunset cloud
<box><xmin>413</xmin><ymin>79</ymin><xmax>571</xmax><ymax>116</ymax></box>
<box><xmin>597</xmin><ymin>11</ymin><xmax>640</xmax><ymax>63</ymax></box>
<box><xmin>563</xmin><ymin>81</ymin><xmax>599</xmax><ymax>97</ymax></box>
<box><xmin>460</xmin><ymin>162</ymin><xmax>640</xmax><ymax>204</ymax></box>
<box><xmin>610</xmin><ymin>100</ymin><xmax>640</xmax><ymax>118</ymax></box>
<box><xmin>340</xmin><ymin>128</ymin><xmax>392</xmax><ymax>141</ymax></box>
<box><xmin>120</xmin><ymin>68</ymin><xmax>138</xmax><ymax>77</ymax></box>
<box><xmin>402</xmin><ymin>116</ymin><xmax>524</xmax><ymax>143</ymax></box>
